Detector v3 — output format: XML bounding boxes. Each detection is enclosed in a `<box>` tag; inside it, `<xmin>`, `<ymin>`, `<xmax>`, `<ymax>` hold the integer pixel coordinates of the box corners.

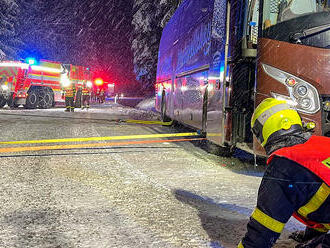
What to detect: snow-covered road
<box><xmin>0</xmin><ymin>101</ymin><xmax>303</xmax><ymax>247</ymax></box>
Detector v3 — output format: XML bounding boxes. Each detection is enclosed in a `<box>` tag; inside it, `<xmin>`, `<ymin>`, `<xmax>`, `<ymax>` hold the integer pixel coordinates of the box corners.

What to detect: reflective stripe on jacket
<box><xmin>268</xmin><ymin>136</ymin><xmax>330</xmax><ymax>230</ymax></box>
<box><xmin>64</xmin><ymin>86</ymin><xmax>76</xmax><ymax>97</ymax></box>
<box><xmin>82</xmin><ymin>87</ymin><xmax>90</xmax><ymax>96</ymax></box>
<box><xmin>239</xmin><ymin>136</ymin><xmax>330</xmax><ymax>248</ymax></box>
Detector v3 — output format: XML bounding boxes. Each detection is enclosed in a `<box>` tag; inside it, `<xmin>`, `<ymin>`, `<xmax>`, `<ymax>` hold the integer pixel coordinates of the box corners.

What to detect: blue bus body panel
<box><xmin>157</xmin><ymin>0</ymin><xmax>214</xmax><ymax>82</ymax></box>
<box><xmin>156</xmin><ymin>0</ymin><xmax>229</xmax><ymax>144</ymax></box>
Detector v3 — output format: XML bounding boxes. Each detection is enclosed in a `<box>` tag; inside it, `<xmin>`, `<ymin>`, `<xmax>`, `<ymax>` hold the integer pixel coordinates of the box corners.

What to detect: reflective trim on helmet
<box><xmin>256</xmin><ymin>103</ymin><xmax>290</xmax><ymax>126</ymax></box>
<box><xmin>251</xmin><ymin>98</ymin><xmax>303</xmax><ymax>147</ymax></box>
<box><xmin>251</xmin><ymin>98</ymin><xmax>288</xmax><ymax>128</ymax></box>
<box><xmin>252</xmin><ymin>119</ymin><xmax>264</xmax><ymax>144</ymax></box>
<box><xmin>252</xmin><ymin>103</ymin><xmax>291</xmax><ymax>145</ymax></box>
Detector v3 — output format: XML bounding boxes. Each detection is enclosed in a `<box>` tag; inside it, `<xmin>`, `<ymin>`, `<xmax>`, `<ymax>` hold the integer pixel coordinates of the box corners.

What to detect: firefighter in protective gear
<box><xmin>63</xmin><ymin>83</ymin><xmax>76</xmax><ymax>112</ymax></box>
<box><xmin>238</xmin><ymin>98</ymin><xmax>330</xmax><ymax>248</ymax></box>
<box><xmin>81</xmin><ymin>81</ymin><xmax>91</xmax><ymax>110</ymax></box>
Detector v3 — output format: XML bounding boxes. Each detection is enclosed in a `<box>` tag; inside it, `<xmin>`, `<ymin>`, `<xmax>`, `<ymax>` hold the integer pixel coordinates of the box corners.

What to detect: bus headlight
<box><xmin>300</xmin><ymin>97</ymin><xmax>312</xmax><ymax>109</ymax></box>
<box><xmin>262</xmin><ymin>63</ymin><xmax>320</xmax><ymax>114</ymax></box>
<box><xmin>295</xmin><ymin>85</ymin><xmax>308</xmax><ymax>97</ymax></box>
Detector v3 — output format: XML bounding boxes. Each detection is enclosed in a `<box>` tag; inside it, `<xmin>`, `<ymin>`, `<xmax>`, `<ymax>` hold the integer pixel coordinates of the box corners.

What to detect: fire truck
<box><xmin>0</xmin><ymin>59</ymin><xmax>92</xmax><ymax>109</ymax></box>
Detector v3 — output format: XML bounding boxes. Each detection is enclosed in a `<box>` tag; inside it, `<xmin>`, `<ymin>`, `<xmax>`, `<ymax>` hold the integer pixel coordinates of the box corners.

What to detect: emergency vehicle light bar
<box><xmin>30</xmin><ymin>65</ymin><xmax>62</xmax><ymax>74</ymax></box>
<box><xmin>0</xmin><ymin>62</ymin><xmax>29</xmax><ymax>69</ymax></box>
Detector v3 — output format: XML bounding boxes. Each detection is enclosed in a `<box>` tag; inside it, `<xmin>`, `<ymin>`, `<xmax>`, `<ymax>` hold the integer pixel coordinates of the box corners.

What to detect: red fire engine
<box><xmin>0</xmin><ymin>59</ymin><xmax>92</xmax><ymax>109</ymax></box>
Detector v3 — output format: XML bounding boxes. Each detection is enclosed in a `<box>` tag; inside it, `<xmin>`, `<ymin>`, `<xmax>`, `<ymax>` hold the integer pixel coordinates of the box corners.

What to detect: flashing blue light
<box><xmin>26</xmin><ymin>57</ymin><xmax>36</xmax><ymax>65</ymax></box>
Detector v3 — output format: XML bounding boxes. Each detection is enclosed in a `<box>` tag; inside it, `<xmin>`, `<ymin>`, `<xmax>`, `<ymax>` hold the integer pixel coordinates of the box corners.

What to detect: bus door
<box><xmin>173</xmin><ymin>76</ymin><xmax>184</xmax><ymax>122</ymax></box>
<box><xmin>203</xmin><ymin>0</ymin><xmax>229</xmax><ymax>146</ymax></box>
<box><xmin>178</xmin><ymin>70</ymin><xmax>208</xmax><ymax>130</ymax></box>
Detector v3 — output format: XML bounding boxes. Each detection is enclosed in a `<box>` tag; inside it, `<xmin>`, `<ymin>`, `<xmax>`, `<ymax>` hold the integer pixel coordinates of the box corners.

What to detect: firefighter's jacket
<box><xmin>63</xmin><ymin>85</ymin><xmax>76</xmax><ymax>98</ymax></box>
<box><xmin>82</xmin><ymin>86</ymin><xmax>91</xmax><ymax>96</ymax></box>
<box><xmin>239</xmin><ymin>136</ymin><xmax>330</xmax><ymax>248</ymax></box>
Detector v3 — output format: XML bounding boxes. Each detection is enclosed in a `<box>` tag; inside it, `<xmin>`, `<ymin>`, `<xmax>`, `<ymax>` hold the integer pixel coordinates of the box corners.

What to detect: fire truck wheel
<box><xmin>25</xmin><ymin>90</ymin><xmax>38</xmax><ymax>109</ymax></box>
<box><xmin>0</xmin><ymin>95</ymin><xmax>6</xmax><ymax>108</ymax></box>
<box><xmin>38</xmin><ymin>89</ymin><xmax>53</xmax><ymax>109</ymax></box>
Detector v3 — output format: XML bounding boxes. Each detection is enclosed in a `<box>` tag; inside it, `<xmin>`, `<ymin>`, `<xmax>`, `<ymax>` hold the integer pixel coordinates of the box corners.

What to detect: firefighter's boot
<box><xmin>71</xmin><ymin>107</ymin><xmax>74</xmax><ymax>112</ymax></box>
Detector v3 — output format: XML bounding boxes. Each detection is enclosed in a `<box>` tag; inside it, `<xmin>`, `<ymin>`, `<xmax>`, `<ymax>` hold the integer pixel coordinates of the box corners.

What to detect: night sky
<box><xmin>18</xmin><ymin>0</ymin><xmax>139</xmax><ymax>93</ymax></box>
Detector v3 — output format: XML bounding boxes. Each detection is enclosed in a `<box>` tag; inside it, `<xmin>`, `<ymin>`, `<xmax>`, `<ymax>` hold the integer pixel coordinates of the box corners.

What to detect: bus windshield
<box><xmin>263</xmin><ymin>0</ymin><xmax>330</xmax><ymax>27</ymax></box>
<box><xmin>261</xmin><ymin>0</ymin><xmax>330</xmax><ymax>48</ymax></box>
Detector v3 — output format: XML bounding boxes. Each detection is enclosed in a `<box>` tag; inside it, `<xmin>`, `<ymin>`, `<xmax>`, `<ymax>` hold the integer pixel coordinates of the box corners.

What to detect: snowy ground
<box><xmin>0</xmin><ymin>100</ymin><xmax>161</xmax><ymax>123</ymax></box>
<box><xmin>136</xmin><ymin>97</ymin><xmax>156</xmax><ymax>111</ymax></box>
<box><xmin>0</xmin><ymin>100</ymin><xmax>305</xmax><ymax>247</ymax></box>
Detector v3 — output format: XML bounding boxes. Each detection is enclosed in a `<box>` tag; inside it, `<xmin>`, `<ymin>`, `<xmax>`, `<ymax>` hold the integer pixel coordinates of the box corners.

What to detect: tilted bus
<box><xmin>155</xmin><ymin>0</ymin><xmax>330</xmax><ymax>155</ymax></box>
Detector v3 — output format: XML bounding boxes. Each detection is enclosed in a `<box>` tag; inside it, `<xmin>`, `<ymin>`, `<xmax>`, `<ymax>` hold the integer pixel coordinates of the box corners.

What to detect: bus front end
<box><xmin>256</xmin><ymin>0</ymin><xmax>330</xmax><ymax>139</ymax></box>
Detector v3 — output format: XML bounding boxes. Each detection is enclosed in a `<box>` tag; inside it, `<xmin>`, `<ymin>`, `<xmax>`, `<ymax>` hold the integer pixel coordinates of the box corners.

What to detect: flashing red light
<box><xmin>95</xmin><ymin>78</ymin><xmax>104</xmax><ymax>86</ymax></box>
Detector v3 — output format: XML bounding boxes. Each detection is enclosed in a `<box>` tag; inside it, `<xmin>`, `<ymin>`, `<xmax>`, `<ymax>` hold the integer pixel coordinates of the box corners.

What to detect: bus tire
<box><xmin>25</xmin><ymin>89</ymin><xmax>38</xmax><ymax>109</ymax></box>
<box><xmin>0</xmin><ymin>95</ymin><xmax>6</xmax><ymax>108</ymax></box>
<box><xmin>161</xmin><ymin>93</ymin><xmax>171</xmax><ymax>123</ymax></box>
<box><xmin>38</xmin><ymin>88</ymin><xmax>53</xmax><ymax>109</ymax></box>
<box><xmin>200</xmin><ymin>140</ymin><xmax>232</xmax><ymax>157</ymax></box>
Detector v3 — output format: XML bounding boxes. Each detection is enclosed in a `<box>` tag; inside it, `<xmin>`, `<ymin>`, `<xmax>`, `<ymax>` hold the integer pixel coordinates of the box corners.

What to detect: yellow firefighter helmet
<box><xmin>251</xmin><ymin>98</ymin><xmax>303</xmax><ymax>147</ymax></box>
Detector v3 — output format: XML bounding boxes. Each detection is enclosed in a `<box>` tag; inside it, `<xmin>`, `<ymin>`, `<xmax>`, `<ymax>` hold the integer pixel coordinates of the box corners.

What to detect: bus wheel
<box><xmin>200</xmin><ymin>140</ymin><xmax>233</xmax><ymax>157</ymax></box>
<box><xmin>25</xmin><ymin>90</ymin><xmax>38</xmax><ymax>109</ymax></box>
<box><xmin>38</xmin><ymin>89</ymin><xmax>53</xmax><ymax>109</ymax></box>
<box><xmin>0</xmin><ymin>95</ymin><xmax>6</xmax><ymax>108</ymax></box>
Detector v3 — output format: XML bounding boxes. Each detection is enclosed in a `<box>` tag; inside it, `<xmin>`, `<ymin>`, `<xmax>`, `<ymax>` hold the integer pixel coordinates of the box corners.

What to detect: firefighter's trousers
<box><xmin>65</xmin><ymin>97</ymin><xmax>75</xmax><ymax>111</ymax></box>
<box><xmin>82</xmin><ymin>95</ymin><xmax>90</xmax><ymax>109</ymax></box>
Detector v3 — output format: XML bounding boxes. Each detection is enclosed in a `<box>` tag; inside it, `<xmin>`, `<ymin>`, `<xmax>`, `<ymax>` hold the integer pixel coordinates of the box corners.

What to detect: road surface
<box><xmin>0</xmin><ymin>103</ymin><xmax>302</xmax><ymax>248</ymax></box>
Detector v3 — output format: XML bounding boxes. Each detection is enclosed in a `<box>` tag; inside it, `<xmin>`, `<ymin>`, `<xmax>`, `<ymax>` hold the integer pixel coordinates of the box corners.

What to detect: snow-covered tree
<box><xmin>131</xmin><ymin>0</ymin><xmax>182</xmax><ymax>91</ymax></box>
<box><xmin>0</xmin><ymin>0</ymin><xmax>22</xmax><ymax>60</ymax></box>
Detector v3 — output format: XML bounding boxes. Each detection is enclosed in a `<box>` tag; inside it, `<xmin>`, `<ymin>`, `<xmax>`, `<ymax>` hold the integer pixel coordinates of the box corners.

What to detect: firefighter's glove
<box><xmin>289</xmin><ymin>228</ymin><xmax>326</xmax><ymax>243</ymax></box>
<box><xmin>295</xmin><ymin>234</ymin><xmax>330</xmax><ymax>248</ymax></box>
